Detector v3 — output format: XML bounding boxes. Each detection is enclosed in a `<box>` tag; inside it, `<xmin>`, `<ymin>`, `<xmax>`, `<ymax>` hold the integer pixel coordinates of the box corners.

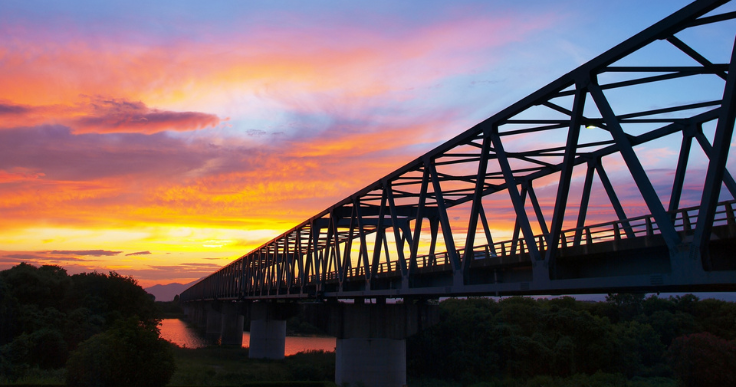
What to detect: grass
<box><xmin>1</xmin><ymin>344</ymin><xmax>677</xmax><ymax>387</ymax></box>
<box><xmin>408</xmin><ymin>373</ymin><xmax>678</xmax><ymax>387</ymax></box>
<box><xmin>0</xmin><ymin>346</ymin><xmax>336</xmax><ymax>387</ymax></box>
<box><xmin>168</xmin><ymin>345</ymin><xmax>336</xmax><ymax>386</ymax></box>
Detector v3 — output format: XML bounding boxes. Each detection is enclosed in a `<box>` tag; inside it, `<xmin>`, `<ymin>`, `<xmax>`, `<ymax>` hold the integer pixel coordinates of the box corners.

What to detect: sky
<box><xmin>0</xmin><ymin>0</ymin><xmax>733</xmax><ymax>288</ymax></box>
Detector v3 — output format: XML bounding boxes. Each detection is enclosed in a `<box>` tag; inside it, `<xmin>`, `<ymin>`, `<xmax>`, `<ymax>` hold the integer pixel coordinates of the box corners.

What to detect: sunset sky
<box><xmin>0</xmin><ymin>0</ymin><xmax>729</xmax><ymax>287</ymax></box>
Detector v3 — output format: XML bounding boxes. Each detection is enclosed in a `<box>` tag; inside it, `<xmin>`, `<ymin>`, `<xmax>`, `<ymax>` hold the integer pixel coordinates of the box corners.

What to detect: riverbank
<box><xmin>168</xmin><ymin>346</ymin><xmax>335</xmax><ymax>386</ymax></box>
<box><xmin>0</xmin><ymin>343</ymin><xmax>680</xmax><ymax>387</ymax></box>
<box><xmin>0</xmin><ymin>346</ymin><xmax>336</xmax><ymax>386</ymax></box>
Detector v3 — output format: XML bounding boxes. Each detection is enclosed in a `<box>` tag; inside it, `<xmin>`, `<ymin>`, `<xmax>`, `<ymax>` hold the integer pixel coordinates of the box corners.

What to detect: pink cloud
<box><xmin>0</xmin><ymin>4</ymin><xmax>569</xmax><ymax>286</ymax></box>
<box><xmin>71</xmin><ymin>98</ymin><xmax>220</xmax><ymax>134</ymax></box>
<box><xmin>0</xmin><ymin>98</ymin><xmax>220</xmax><ymax>134</ymax></box>
<box><xmin>0</xmin><ymin>168</ymin><xmax>45</xmax><ymax>183</ymax></box>
<box><xmin>0</xmin><ymin>9</ymin><xmax>558</xmax><ymax>117</ymax></box>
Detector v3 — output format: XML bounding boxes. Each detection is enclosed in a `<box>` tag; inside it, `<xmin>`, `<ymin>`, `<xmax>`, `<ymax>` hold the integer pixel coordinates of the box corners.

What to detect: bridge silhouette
<box><xmin>180</xmin><ymin>1</ymin><xmax>736</xmax><ymax>386</ymax></box>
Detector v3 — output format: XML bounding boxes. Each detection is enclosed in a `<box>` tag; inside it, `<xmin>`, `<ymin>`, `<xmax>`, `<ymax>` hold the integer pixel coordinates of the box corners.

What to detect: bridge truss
<box><xmin>182</xmin><ymin>0</ymin><xmax>736</xmax><ymax>302</ymax></box>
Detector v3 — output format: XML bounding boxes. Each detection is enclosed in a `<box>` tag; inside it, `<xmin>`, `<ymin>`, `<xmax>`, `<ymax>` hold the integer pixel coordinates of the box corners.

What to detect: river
<box><xmin>159</xmin><ymin>318</ymin><xmax>336</xmax><ymax>355</ymax></box>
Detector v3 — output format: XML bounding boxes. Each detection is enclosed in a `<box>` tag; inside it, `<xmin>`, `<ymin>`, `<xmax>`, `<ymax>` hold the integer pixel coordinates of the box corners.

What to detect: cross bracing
<box><xmin>181</xmin><ymin>0</ymin><xmax>736</xmax><ymax>303</ymax></box>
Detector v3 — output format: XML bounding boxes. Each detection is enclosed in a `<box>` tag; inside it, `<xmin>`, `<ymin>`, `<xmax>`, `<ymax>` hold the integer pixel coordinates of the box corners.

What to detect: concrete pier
<box><xmin>195</xmin><ymin>302</ymin><xmax>207</xmax><ymax>329</ymax></box>
<box><xmin>205</xmin><ymin>303</ymin><xmax>222</xmax><ymax>342</ymax></box>
<box><xmin>247</xmin><ymin>302</ymin><xmax>287</xmax><ymax>359</ymax></box>
<box><xmin>303</xmin><ymin>301</ymin><xmax>439</xmax><ymax>387</ymax></box>
<box><xmin>220</xmin><ymin>302</ymin><xmax>244</xmax><ymax>346</ymax></box>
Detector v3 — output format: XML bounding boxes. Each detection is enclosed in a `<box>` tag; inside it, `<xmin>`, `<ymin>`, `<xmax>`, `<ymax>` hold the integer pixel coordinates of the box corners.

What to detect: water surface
<box><xmin>159</xmin><ymin>319</ymin><xmax>336</xmax><ymax>355</ymax></box>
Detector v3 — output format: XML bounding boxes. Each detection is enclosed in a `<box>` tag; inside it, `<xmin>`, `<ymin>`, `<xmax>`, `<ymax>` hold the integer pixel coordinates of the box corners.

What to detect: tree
<box><xmin>65</xmin><ymin>271</ymin><xmax>157</xmax><ymax>328</ymax></box>
<box><xmin>0</xmin><ymin>277</ymin><xmax>19</xmax><ymax>345</ymax></box>
<box><xmin>0</xmin><ymin>264</ymin><xmax>168</xmax><ymax>383</ymax></box>
<box><xmin>0</xmin><ymin>264</ymin><xmax>71</xmax><ymax>310</ymax></box>
<box><xmin>66</xmin><ymin>317</ymin><xmax>175</xmax><ymax>387</ymax></box>
<box><xmin>667</xmin><ymin>332</ymin><xmax>736</xmax><ymax>387</ymax></box>
<box><xmin>605</xmin><ymin>293</ymin><xmax>645</xmax><ymax>322</ymax></box>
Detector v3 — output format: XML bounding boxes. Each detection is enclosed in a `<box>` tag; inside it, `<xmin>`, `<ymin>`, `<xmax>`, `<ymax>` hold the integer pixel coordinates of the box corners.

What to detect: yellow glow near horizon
<box><xmin>0</xmin><ymin>224</ymin><xmax>284</xmax><ymax>255</ymax></box>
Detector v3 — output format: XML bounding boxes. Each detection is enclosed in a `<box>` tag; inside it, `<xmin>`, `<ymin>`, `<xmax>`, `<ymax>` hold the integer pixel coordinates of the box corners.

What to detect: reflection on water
<box><xmin>159</xmin><ymin>319</ymin><xmax>210</xmax><ymax>349</ymax></box>
<box><xmin>159</xmin><ymin>319</ymin><xmax>336</xmax><ymax>356</ymax></box>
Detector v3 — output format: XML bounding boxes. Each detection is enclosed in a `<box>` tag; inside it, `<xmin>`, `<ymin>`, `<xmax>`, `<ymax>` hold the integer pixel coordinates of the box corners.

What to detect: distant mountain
<box><xmin>145</xmin><ymin>278</ymin><xmax>202</xmax><ymax>302</ymax></box>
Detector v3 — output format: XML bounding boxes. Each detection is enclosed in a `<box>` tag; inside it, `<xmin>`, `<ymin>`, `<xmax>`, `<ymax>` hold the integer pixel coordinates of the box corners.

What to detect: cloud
<box><xmin>125</xmin><ymin>251</ymin><xmax>151</xmax><ymax>256</ymax></box>
<box><xmin>143</xmin><ymin>263</ymin><xmax>224</xmax><ymax>274</ymax></box>
<box><xmin>3</xmin><ymin>253</ymin><xmax>47</xmax><ymax>260</ymax></box>
<box><xmin>0</xmin><ymin>103</ymin><xmax>30</xmax><ymax>115</ymax></box>
<box><xmin>0</xmin><ymin>1</ymin><xmax>562</xmax><ymax>239</ymax></box>
<box><xmin>0</xmin><ymin>168</ymin><xmax>45</xmax><ymax>183</ymax></box>
<box><xmin>3</xmin><ymin>253</ymin><xmax>83</xmax><ymax>261</ymax></box>
<box><xmin>0</xmin><ymin>1</ymin><xmax>572</xmax><ymax>286</ymax></box>
<box><xmin>0</xmin><ymin>124</ymin><xmax>260</xmax><ymax>229</ymax></box>
<box><xmin>70</xmin><ymin>98</ymin><xmax>220</xmax><ymax>134</ymax></box>
<box><xmin>0</xmin><ymin>4</ymin><xmax>557</xmax><ymax>129</ymax></box>
<box><xmin>0</xmin><ymin>125</ymin><xmax>216</xmax><ymax>182</ymax></box>
<box><xmin>148</xmin><ymin>262</ymin><xmax>222</xmax><ymax>277</ymax></box>
<box><xmin>0</xmin><ymin>253</ymin><xmax>89</xmax><ymax>268</ymax></box>
<box><xmin>50</xmin><ymin>250</ymin><xmax>122</xmax><ymax>256</ymax></box>
<box><xmin>0</xmin><ymin>98</ymin><xmax>220</xmax><ymax>134</ymax></box>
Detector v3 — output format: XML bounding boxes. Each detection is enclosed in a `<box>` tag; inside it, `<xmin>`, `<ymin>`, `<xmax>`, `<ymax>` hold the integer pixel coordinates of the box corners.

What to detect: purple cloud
<box><xmin>0</xmin><ymin>253</ymin><xmax>87</xmax><ymax>264</ymax></box>
<box><xmin>0</xmin><ymin>103</ymin><xmax>30</xmax><ymax>115</ymax></box>
<box><xmin>71</xmin><ymin>98</ymin><xmax>220</xmax><ymax>134</ymax></box>
<box><xmin>50</xmin><ymin>250</ymin><xmax>121</xmax><ymax>256</ymax></box>
<box><xmin>125</xmin><ymin>251</ymin><xmax>151</xmax><ymax>256</ymax></box>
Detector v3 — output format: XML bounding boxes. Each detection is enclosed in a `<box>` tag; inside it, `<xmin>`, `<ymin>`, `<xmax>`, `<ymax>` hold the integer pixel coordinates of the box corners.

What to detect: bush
<box><xmin>666</xmin><ymin>332</ymin><xmax>736</xmax><ymax>387</ymax></box>
<box><xmin>285</xmin><ymin>350</ymin><xmax>335</xmax><ymax>381</ymax></box>
<box><xmin>65</xmin><ymin>317</ymin><xmax>175</xmax><ymax>387</ymax></box>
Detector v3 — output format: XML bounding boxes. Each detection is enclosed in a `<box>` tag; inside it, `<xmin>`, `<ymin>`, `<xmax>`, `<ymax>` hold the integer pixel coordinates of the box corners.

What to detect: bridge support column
<box><xmin>247</xmin><ymin>302</ymin><xmax>287</xmax><ymax>359</ymax></box>
<box><xmin>196</xmin><ymin>302</ymin><xmax>208</xmax><ymax>329</ymax></box>
<box><xmin>220</xmin><ymin>302</ymin><xmax>244</xmax><ymax>347</ymax></box>
<box><xmin>304</xmin><ymin>301</ymin><xmax>438</xmax><ymax>387</ymax></box>
<box><xmin>205</xmin><ymin>302</ymin><xmax>222</xmax><ymax>342</ymax></box>
<box><xmin>187</xmin><ymin>303</ymin><xmax>197</xmax><ymax>325</ymax></box>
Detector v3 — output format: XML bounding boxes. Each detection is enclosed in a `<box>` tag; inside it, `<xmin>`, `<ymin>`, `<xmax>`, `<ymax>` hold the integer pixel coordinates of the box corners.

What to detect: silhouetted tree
<box><xmin>667</xmin><ymin>332</ymin><xmax>736</xmax><ymax>387</ymax></box>
<box><xmin>0</xmin><ymin>277</ymin><xmax>19</xmax><ymax>345</ymax></box>
<box><xmin>65</xmin><ymin>271</ymin><xmax>157</xmax><ymax>328</ymax></box>
<box><xmin>0</xmin><ymin>264</ymin><xmax>71</xmax><ymax>311</ymax></box>
<box><xmin>66</xmin><ymin>317</ymin><xmax>175</xmax><ymax>387</ymax></box>
<box><xmin>0</xmin><ymin>263</ymin><xmax>164</xmax><ymax>381</ymax></box>
<box><xmin>408</xmin><ymin>294</ymin><xmax>736</xmax><ymax>384</ymax></box>
<box><xmin>605</xmin><ymin>292</ymin><xmax>645</xmax><ymax>322</ymax></box>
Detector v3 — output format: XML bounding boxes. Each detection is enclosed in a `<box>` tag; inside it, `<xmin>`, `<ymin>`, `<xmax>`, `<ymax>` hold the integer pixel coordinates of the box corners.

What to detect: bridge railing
<box><xmin>566</xmin><ymin>200</ymin><xmax>736</xmax><ymax>248</ymax></box>
<box><xmin>207</xmin><ymin>202</ymin><xmax>736</xmax><ymax>290</ymax></box>
<box><xmin>330</xmin><ymin>200</ymin><xmax>736</xmax><ymax>281</ymax></box>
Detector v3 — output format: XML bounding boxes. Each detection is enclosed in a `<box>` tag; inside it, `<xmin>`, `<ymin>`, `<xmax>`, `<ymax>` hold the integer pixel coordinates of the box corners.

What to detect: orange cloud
<box><xmin>0</xmin><ymin>6</ymin><xmax>567</xmax><ymax>284</ymax></box>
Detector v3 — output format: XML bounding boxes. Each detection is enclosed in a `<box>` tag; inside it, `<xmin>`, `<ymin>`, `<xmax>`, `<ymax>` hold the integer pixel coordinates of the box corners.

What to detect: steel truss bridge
<box><xmin>182</xmin><ymin>0</ymin><xmax>736</xmax><ymax>303</ymax></box>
